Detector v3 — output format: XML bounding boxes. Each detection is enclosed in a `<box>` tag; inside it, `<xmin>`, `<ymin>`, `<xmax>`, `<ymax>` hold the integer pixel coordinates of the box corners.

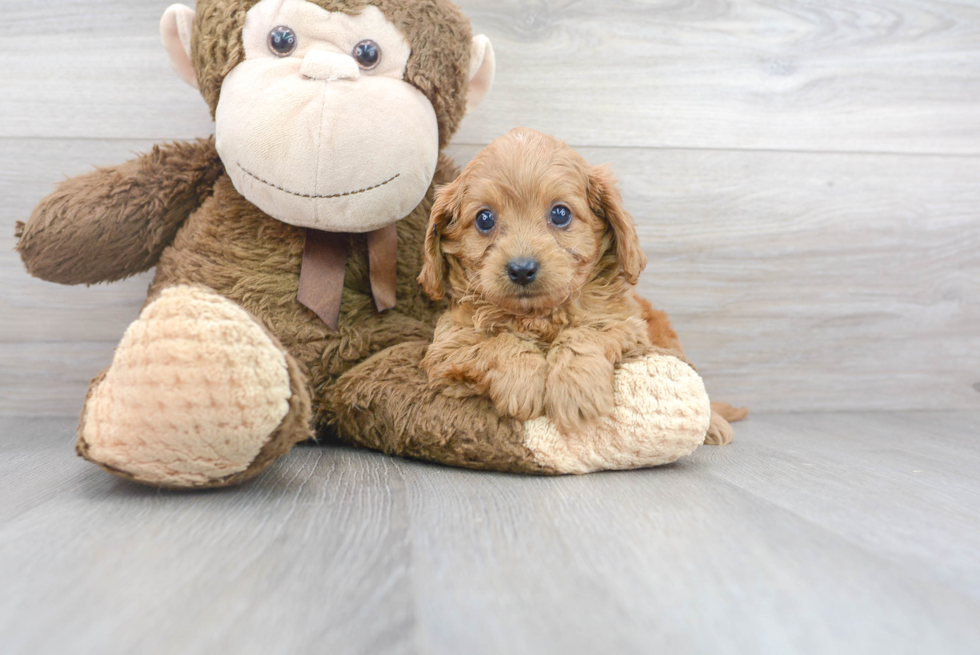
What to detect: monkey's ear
<box><xmin>588</xmin><ymin>165</ymin><xmax>648</xmax><ymax>285</ymax></box>
<box><xmin>161</xmin><ymin>4</ymin><xmax>199</xmax><ymax>89</ymax></box>
<box><xmin>418</xmin><ymin>179</ymin><xmax>463</xmax><ymax>300</ymax></box>
<box><xmin>466</xmin><ymin>35</ymin><xmax>496</xmax><ymax>114</ymax></box>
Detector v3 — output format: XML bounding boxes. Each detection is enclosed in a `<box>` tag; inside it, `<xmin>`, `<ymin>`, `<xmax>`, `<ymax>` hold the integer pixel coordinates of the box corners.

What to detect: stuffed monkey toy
<box><xmin>17</xmin><ymin>0</ymin><xmax>717</xmax><ymax>489</ymax></box>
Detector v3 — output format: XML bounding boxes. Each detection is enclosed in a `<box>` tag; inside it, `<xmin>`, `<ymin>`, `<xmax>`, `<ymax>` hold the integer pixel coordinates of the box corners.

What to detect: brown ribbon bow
<box><xmin>297</xmin><ymin>224</ymin><xmax>398</xmax><ymax>331</ymax></box>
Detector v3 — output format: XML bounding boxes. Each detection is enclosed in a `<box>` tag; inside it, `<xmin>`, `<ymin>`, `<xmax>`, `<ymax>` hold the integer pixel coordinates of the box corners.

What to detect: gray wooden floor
<box><xmin>1</xmin><ymin>412</ymin><xmax>978</xmax><ymax>655</ymax></box>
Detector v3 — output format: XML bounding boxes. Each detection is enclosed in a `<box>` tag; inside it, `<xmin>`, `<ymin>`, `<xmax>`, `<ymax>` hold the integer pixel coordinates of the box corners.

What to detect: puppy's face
<box><xmin>442</xmin><ymin>139</ymin><xmax>606</xmax><ymax>313</ymax></box>
<box><xmin>420</xmin><ymin>129</ymin><xmax>646</xmax><ymax>313</ymax></box>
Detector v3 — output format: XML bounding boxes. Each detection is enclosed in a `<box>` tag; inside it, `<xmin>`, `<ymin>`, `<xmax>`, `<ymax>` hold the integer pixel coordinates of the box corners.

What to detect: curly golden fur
<box><xmin>419</xmin><ymin>128</ymin><xmax>662</xmax><ymax>433</ymax></box>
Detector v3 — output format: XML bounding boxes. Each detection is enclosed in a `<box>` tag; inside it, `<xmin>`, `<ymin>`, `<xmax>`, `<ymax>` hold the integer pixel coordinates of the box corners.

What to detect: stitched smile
<box><xmin>237</xmin><ymin>163</ymin><xmax>400</xmax><ymax>199</ymax></box>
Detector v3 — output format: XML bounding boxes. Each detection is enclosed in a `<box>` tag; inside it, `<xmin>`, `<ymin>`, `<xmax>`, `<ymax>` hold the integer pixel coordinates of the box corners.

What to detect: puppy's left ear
<box><xmin>588</xmin><ymin>165</ymin><xmax>647</xmax><ymax>285</ymax></box>
<box><xmin>418</xmin><ymin>177</ymin><xmax>463</xmax><ymax>300</ymax></box>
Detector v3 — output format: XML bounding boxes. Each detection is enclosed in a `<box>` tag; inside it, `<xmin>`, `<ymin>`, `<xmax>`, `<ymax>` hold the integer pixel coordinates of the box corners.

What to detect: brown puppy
<box><xmin>419</xmin><ymin>128</ymin><xmax>669</xmax><ymax>434</ymax></box>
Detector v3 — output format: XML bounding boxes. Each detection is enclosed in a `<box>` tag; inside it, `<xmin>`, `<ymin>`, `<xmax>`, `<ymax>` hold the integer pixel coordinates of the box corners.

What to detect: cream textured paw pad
<box><xmin>80</xmin><ymin>286</ymin><xmax>292</xmax><ymax>486</ymax></box>
<box><xmin>522</xmin><ymin>354</ymin><xmax>711</xmax><ymax>474</ymax></box>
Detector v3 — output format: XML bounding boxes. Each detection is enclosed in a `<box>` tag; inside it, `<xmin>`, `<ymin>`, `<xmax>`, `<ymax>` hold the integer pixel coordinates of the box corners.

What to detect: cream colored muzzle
<box><xmin>300</xmin><ymin>51</ymin><xmax>360</xmax><ymax>82</ymax></box>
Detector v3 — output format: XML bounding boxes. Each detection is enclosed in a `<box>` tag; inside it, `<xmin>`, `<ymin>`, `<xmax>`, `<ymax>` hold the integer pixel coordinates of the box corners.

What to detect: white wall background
<box><xmin>1</xmin><ymin>0</ymin><xmax>978</xmax><ymax>416</ymax></box>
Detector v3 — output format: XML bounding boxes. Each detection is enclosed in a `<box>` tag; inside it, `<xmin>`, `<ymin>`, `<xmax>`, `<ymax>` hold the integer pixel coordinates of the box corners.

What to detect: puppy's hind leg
<box><xmin>705</xmin><ymin>402</ymin><xmax>749</xmax><ymax>446</ymax></box>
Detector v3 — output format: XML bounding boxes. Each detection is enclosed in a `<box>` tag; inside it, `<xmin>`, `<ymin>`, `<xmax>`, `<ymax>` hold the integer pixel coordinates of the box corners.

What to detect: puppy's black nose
<box><xmin>506</xmin><ymin>258</ymin><xmax>540</xmax><ymax>286</ymax></box>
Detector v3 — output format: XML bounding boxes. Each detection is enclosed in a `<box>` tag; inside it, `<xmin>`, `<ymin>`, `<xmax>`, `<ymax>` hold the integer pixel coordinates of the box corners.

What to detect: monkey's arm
<box><xmin>16</xmin><ymin>138</ymin><xmax>223</xmax><ymax>285</ymax></box>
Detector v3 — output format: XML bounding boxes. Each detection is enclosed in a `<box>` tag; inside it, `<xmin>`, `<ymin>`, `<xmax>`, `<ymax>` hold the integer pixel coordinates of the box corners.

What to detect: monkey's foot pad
<box><xmin>522</xmin><ymin>354</ymin><xmax>711</xmax><ymax>474</ymax></box>
<box><xmin>78</xmin><ymin>285</ymin><xmax>300</xmax><ymax>488</ymax></box>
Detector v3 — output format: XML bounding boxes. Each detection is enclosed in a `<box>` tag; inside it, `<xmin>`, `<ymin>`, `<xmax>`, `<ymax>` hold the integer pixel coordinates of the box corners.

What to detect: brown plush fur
<box><xmin>330</xmin><ymin>341</ymin><xmax>555</xmax><ymax>474</ymax></box>
<box><xmin>419</xmin><ymin>129</ymin><xmax>655</xmax><ymax>433</ymax></box>
<box><xmin>16</xmin><ymin>138</ymin><xmax>224</xmax><ymax>285</ymax></box>
<box><xmin>146</xmin><ymin>160</ymin><xmax>456</xmax><ymax>430</ymax></box>
<box><xmin>18</xmin><ymin>0</ymin><xmax>556</xmax><ymax>483</ymax></box>
<box><xmin>192</xmin><ymin>0</ymin><xmax>473</xmax><ymax>148</ymax></box>
<box><xmin>18</xmin><ymin>1</ymin><xmax>741</xmax><ymax>486</ymax></box>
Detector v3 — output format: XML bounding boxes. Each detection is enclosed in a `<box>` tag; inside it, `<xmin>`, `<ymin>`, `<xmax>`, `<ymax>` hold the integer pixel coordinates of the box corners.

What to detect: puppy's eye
<box><xmin>550</xmin><ymin>205</ymin><xmax>573</xmax><ymax>228</ymax></box>
<box><xmin>353</xmin><ymin>40</ymin><xmax>381</xmax><ymax>69</ymax></box>
<box><xmin>475</xmin><ymin>210</ymin><xmax>496</xmax><ymax>233</ymax></box>
<box><xmin>268</xmin><ymin>26</ymin><xmax>298</xmax><ymax>57</ymax></box>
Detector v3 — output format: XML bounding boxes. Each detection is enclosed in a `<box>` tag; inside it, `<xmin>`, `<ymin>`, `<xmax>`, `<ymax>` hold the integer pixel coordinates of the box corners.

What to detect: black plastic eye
<box><xmin>353</xmin><ymin>40</ymin><xmax>381</xmax><ymax>69</ymax></box>
<box><xmin>268</xmin><ymin>26</ymin><xmax>298</xmax><ymax>57</ymax></box>
<box><xmin>551</xmin><ymin>204</ymin><xmax>573</xmax><ymax>228</ymax></box>
<box><xmin>475</xmin><ymin>210</ymin><xmax>496</xmax><ymax>233</ymax></box>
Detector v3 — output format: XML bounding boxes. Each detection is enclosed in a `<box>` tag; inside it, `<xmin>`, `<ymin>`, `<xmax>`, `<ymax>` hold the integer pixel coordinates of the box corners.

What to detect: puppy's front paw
<box><xmin>545</xmin><ymin>352</ymin><xmax>616</xmax><ymax>435</ymax></box>
<box><xmin>487</xmin><ymin>356</ymin><xmax>547</xmax><ymax>421</ymax></box>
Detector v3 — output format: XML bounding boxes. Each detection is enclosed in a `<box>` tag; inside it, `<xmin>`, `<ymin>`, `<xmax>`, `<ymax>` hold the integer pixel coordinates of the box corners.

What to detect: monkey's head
<box><xmin>161</xmin><ymin>0</ymin><xmax>494</xmax><ymax>233</ymax></box>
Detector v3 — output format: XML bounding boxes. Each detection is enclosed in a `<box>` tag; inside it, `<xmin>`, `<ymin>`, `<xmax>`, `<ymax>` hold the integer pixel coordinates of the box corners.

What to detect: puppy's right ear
<box><xmin>588</xmin><ymin>164</ymin><xmax>647</xmax><ymax>285</ymax></box>
<box><xmin>418</xmin><ymin>178</ymin><xmax>463</xmax><ymax>300</ymax></box>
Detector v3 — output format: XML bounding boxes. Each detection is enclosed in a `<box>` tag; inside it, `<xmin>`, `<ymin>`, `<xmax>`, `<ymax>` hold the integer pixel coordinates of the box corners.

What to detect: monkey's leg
<box><xmin>329</xmin><ymin>342</ymin><xmax>549</xmax><ymax>473</ymax></box>
<box><xmin>636</xmin><ymin>293</ymin><xmax>746</xmax><ymax>446</ymax></box>
<box><xmin>77</xmin><ymin>285</ymin><xmax>312</xmax><ymax>489</ymax></box>
<box><xmin>329</xmin><ymin>343</ymin><xmax>711</xmax><ymax>475</ymax></box>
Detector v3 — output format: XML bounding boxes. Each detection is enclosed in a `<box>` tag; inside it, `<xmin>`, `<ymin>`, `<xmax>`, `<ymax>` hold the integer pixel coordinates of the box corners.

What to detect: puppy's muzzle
<box><xmin>506</xmin><ymin>258</ymin><xmax>540</xmax><ymax>286</ymax></box>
